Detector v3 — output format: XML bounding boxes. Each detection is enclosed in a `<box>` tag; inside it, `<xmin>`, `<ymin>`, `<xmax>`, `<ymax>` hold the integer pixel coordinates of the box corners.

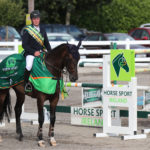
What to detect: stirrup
<box><xmin>25</xmin><ymin>82</ymin><xmax>32</xmax><ymax>92</ymax></box>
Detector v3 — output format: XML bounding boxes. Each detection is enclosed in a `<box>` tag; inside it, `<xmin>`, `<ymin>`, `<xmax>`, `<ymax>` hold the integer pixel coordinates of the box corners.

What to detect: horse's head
<box><xmin>118</xmin><ymin>54</ymin><xmax>129</xmax><ymax>72</ymax></box>
<box><xmin>45</xmin><ymin>41</ymin><xmax>81</xmax><ymax>81</ymax></box>
<box><xmin>112</xmin><ymin>53</ymin><xmax>129</xmax><ymax>77</ymax></box>
<box><xmin>65</xmin><ymin>41</ymin><xmax>81</xmax><ymax>82</ymax></box>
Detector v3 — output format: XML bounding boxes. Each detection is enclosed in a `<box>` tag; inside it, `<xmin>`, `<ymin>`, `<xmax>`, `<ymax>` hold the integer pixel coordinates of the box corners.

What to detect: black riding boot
<box><xmin>24</xmin><ymin>69</ymin><xmax>32</xmax><ymax>92</ymax></box>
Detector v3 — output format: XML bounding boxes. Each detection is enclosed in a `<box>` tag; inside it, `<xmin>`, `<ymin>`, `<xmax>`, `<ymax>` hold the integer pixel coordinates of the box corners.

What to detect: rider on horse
<box><xmin>22</xmin><ymin>10</ymin><xmax>51</xmax><ymax>92</ymax></box>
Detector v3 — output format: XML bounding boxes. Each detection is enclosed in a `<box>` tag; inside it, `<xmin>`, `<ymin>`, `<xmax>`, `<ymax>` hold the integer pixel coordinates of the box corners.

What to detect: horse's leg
<box><xmin>0</xmin><ymin>135</ymin><xmax>2</xmax><ymax>142</ymax></box>
<box><xmin>48</xmin><ymin>93</ymin><xmax>59</xmax><ymax>146</ymax></box>
<box><xmin>0</xmin><ymin>91</ymin><xmax>6</xmax><ymax>143</ymax></box>
<box><xmin>37</xmin><ymin>93</ymin><xmax>46</xmax><ymax>147</ymax></box>
<box><xmin>13</xmin><ymin>86</ymin><xmax>25</xmax><ymax>141</ymax></box>
<box><xmin>0</xmin><ymin>89</ymin><xmax>9</xmax><ymax>142</ymax></box>
<box><xmin>0</xmin><ymin>89</ymin><xmax>8</xmax><ymax>120</ymax></box>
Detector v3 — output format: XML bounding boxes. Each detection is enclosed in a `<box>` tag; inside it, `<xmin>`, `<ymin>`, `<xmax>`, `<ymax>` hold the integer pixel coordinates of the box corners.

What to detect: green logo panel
<box><xmin>111</xmin><ymin>50</ymin><xmax>135</xmax><ymax>81</ymax></box>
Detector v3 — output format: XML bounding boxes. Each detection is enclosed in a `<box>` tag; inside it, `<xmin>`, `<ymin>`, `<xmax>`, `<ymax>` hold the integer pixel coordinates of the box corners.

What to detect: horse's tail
<box><xmin>0</xmin><ymin>91</ymin><xmax>12</xmax><ymax>122</ymax></box>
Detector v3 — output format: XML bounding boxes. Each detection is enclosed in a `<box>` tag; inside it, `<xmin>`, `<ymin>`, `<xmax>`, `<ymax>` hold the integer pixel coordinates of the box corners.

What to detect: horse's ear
<box><xmin>77</xmin><ymin>40</ymin><xmax>82</xmax><ymax>50</ymax></box>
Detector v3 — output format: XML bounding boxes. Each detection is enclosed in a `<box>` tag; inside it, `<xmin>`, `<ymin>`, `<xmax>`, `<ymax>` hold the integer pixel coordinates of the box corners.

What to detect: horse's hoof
<box><xmin>50</xmin><ymin>137</ymin><xmax>57</xmax><ymax>146</ymax></box>
<box><xmin>38</xmin><ymin>140</ymin><xmax>45</xmax><ymax>147</ymax></box>
<box><xmin>17</xmin><ymin>134</ymin><xmax>23</xmax><ymax>141</ymax></box>
<box><xmin>19</xmin><ymin>136</ymin><xmax>23</xmax><ymax>141</ymax></box>
<box><xmin>0</xmin><ymin>136</ymin><xmax>2</xmax><ymax>142</ymax></box>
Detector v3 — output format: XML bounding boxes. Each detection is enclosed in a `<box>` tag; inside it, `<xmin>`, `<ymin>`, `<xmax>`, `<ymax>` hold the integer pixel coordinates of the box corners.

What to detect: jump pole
<box><xmin>64</xmin><ymin>82</ymin><xmax>103</xmax><ymax>88</ymax></box>
<box><xmin>10</xmin><ymin>105</ymin><xmax>50</xmax><ymax>125</ymax></box>
<box><xmin>64</xmin><ymin>82</ymin><xmax>150</xmax><ymax>91</ymax></box>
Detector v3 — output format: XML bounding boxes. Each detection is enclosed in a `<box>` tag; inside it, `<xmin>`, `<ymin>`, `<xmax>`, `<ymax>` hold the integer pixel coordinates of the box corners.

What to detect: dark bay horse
<box><xmin>0</xmin><ymin>41</ymin><xmax>81</xmax><ymax>147</ymax></box>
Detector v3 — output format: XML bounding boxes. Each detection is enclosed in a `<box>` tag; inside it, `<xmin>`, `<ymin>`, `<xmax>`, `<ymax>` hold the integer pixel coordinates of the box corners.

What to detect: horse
<box><xmin>0</xmin><ymin>41</ymin><xmax>81</xmax><ymax>147</ymax></box>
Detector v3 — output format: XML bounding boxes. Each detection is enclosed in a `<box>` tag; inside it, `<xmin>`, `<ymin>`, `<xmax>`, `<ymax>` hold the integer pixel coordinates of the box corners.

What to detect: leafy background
<box><xmin>1</xmin><ymin>0</ymin><xmax>150</xmax><ymax>33</ymax></box>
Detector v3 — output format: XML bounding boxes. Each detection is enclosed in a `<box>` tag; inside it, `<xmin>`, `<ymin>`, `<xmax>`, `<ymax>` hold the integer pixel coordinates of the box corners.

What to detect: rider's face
<box><xmin>32</xmin><ymin>17</ymin><xmax>40</xmax><ymax>26</ymax></box>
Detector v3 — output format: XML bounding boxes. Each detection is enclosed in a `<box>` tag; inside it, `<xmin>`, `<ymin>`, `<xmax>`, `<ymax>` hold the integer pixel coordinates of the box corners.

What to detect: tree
<box><xmin>0</xmin><ymin>0</ymin><xmax>25</xmax><ymax>28</ymax></box>
<box><xmin>14</xmin><ymin>0</ymin><xmax>150</xmax><ymax>33</ymax></box>
<box><xmin>71</xmin><ymin>0</ymin><xmax>112</xmax><ymax>31</ymax></box>
<box><xmin>100</xmin><ymin>0</ymin><xmax>150</xmax><ymax>32</ymax></box>
<box><xmin>28</xmin><ymin>0</ymin><xmax>34</xmax><ymax>13</ymax></box>
<box><xmin>34</xmin><ymin>0</ymin><xmax>77</xmax><ymax>25</ymax></box>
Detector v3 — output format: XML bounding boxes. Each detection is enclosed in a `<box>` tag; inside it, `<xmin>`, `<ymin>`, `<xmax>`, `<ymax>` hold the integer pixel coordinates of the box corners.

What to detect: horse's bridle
<box><xmin>39</xmin><ymin>44</ymin><xmax>79</xmax><ymax>79</ymax></box>
<box><xmin>38</xmin><ymin>53</ymin><xmax>61</xmax><ymax>71</ymax></box>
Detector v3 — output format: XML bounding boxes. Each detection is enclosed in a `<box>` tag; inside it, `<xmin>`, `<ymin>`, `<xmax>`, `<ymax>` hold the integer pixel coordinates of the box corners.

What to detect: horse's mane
<box><xmin>46</xmin><ymin>43</ymin><xmax>80</xmax><ymax>61</ymax></box>
<box><xmin>45</xmin><ymin>44</ymin><xmax>67</xmax><ymax>61</ymax></box>
<box><xmin>48</xmin><ymin>43</ymin><xmax>67</xmax><ymax>55</ymax></box>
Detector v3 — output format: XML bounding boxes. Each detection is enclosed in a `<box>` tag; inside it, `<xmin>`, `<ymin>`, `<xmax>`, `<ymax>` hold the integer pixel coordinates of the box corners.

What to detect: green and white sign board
<box><xmin>95</xmin><ymin>55</ymin><xmax>147</xmax><ymax>140</ymax></box>
<box><xmin>145</xmin><ymin>91</ymin><xmax>150</xmax><ymax>105</ymax></box>
<box><xmin>111</xmin><ymin>50</ymin><xmax>135</xmax><ymax>81</ymax></box>
<box><xmin>144</xmin><ymin>91</ymin><xmax>150</xmax><ymax>110</ymax></box>
<box><xmin>71</xmin><ymin>107</ymin><xmax>121</xmax><ymax>127</ymax></box>
<box><xmin>82</xmin><ymin>88</ymin><xmax>102</xmax><ymax>107</ymax></box>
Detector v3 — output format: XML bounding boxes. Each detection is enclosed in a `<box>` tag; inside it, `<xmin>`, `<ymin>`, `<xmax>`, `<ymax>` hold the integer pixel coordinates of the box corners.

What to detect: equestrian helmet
<box><xmin>30</xmin><ymin>10</ymin><xmax>40</xmax><ymax>19</ymax></box>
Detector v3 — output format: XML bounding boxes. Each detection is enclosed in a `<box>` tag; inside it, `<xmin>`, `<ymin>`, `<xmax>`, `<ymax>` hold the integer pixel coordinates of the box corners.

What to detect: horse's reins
<box><xmin>38</xmin><ymin>51</ymin><xmax>70</xmax><ymax>96</ymax></box>
<box><xmin>38</xmin><ymin>53</ymin><xmax>68</xmax><ymax>77</ymax></box>
<box><xmin>39</xmin><ymin>43</ymin><xmax>78</xmax><ymax>75</ymax></box>
<box><xmin>38</xmin><ymin>52</ymin><xmax>61</xmax><ymax>72</ymax></box>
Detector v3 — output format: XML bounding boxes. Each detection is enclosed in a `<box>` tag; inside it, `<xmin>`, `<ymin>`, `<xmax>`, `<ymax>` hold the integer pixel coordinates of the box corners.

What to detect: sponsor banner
<box><xmin>111</xmin><ymin>50</ymin><xmax>135</xmax><ymax>81</ymax></box>
<box><xmin>26</xmin><ymin>14</ymin><xmax>31</xmax><ymax>25</ymax></box>
<box><xmin>103</xmin><ymin>87</ymin><xmax>133</xmax><ymax>107</ymax></box>
<box><xmin>71</xmin><ymin>107</ymin><xmax>121</xmax><ymax>127</ymax></box>
<box><xmin>145</xmin><ymin>91</ymin><xmax>150</xmax><ymax>105</ymax></box>
<box><xmin>82</xmin><ymin>88</ymin><xmax>102</xmax><ymax>107</ymax></box>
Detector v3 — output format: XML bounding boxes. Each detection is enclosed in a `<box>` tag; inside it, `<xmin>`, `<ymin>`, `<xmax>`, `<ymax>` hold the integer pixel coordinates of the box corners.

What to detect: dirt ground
<box><xmin>1</xmin><ymin>67</ymin><xmax>150</xmax><ymax>150</ymax></box>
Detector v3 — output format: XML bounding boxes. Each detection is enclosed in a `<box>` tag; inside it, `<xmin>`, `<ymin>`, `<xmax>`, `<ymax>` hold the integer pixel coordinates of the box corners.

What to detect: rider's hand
<box><xmin>34</xmin><ymin>51</ymin><xmax>40</xmax><ymax>56</ymax></box>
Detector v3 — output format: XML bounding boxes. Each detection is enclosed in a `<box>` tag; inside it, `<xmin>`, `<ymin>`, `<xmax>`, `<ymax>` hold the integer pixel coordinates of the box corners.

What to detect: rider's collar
<box><xmin>33</xmin><ymin>25</ymin><xmax>40</xmax><ymax>32</ymax></box>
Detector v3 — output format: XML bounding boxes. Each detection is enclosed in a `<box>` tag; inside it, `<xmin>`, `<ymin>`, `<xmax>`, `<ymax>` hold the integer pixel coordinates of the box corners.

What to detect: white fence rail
<box><xmin>0</xmin><ymin>39</ymin><xmax>21</xmax><ymax>54</ymax></box>
<box><xmin>79</xmin><ymin>49</ymin><xmax>150</xmax><ymax>55</ymax></box>
<box><xmin>1</xmin><ymin>39</ymin><xmax>150</xmax><ymax>61</ymax></box>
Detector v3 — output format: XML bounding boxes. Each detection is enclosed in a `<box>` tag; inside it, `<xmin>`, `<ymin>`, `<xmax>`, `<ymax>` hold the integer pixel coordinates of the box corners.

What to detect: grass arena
<box><xmin>1</xmin><ymin>66</ymin><xmax>150</xmax><ymax>150</ymax></box>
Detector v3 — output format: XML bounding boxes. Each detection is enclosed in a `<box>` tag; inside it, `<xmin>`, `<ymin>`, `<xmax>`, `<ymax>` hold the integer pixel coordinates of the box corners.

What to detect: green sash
<box><xmin>24</xmin><ymin>25</ymin><xmax>45</xmax><ymax>48</ymax></box>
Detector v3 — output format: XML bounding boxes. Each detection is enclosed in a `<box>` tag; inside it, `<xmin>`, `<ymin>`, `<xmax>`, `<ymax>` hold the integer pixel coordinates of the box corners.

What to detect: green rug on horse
<box><xmin>0</xmin><ymin>54</ymin><xmax>25</xmax><ymax>88</ymax></box>
<box><xmin>29</xmin><ymin>53</ymin><xmax>64</xmax><ymax>94</ymax></box>
<box><xmin>0</xmin><ymin>53</ymin><xmax>65</xmax><ymax>96</ymax></box>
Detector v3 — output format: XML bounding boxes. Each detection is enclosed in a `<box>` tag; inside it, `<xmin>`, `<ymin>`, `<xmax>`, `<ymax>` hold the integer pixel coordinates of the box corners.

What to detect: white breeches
<box><xmin>26</xmin><ymin>55</ymin><xmax>35</xmax><ymax>71</ymax></box>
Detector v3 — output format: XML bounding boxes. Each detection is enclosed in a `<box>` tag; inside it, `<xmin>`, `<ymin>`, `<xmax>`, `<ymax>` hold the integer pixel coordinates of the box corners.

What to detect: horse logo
<box><xmin>112</xmin><ymin>53</ymin><xmax>129</xmax><ymax>77</ymax></box>
<box><xmin>6</xmin><ymin>57</ymin><xmax>17</xmax><ymax>74</ymax></box>
<box><xmin>6</xmin><ymin>57</ymin><xmax>16</xmax><ymax>68</ymax></box>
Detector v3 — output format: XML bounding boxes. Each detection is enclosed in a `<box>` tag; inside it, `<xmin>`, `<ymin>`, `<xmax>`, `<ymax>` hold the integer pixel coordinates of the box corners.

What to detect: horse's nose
<box><xmin>126</xmin><ymin>67</ymin><xmax>129</xmax><ymax>72</ymax></box>
<box><xmin>70</xmin><ymin>76</ymin><xmax>78</xmax><ymax>82</ymax></box>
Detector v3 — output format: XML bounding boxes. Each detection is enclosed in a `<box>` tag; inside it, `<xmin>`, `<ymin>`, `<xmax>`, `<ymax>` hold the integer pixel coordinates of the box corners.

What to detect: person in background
<box><xmin>22</xmin><ymin>10</ymin><xmax>51</xmax><ymax>92</ymax></box>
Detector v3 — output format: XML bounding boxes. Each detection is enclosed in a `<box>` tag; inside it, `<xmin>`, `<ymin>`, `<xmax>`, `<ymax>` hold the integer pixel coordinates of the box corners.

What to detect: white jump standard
<box><xmin>94</xmin><ymin>53</ymin><xmax>147</xmax><ymax>140</ymax></box>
